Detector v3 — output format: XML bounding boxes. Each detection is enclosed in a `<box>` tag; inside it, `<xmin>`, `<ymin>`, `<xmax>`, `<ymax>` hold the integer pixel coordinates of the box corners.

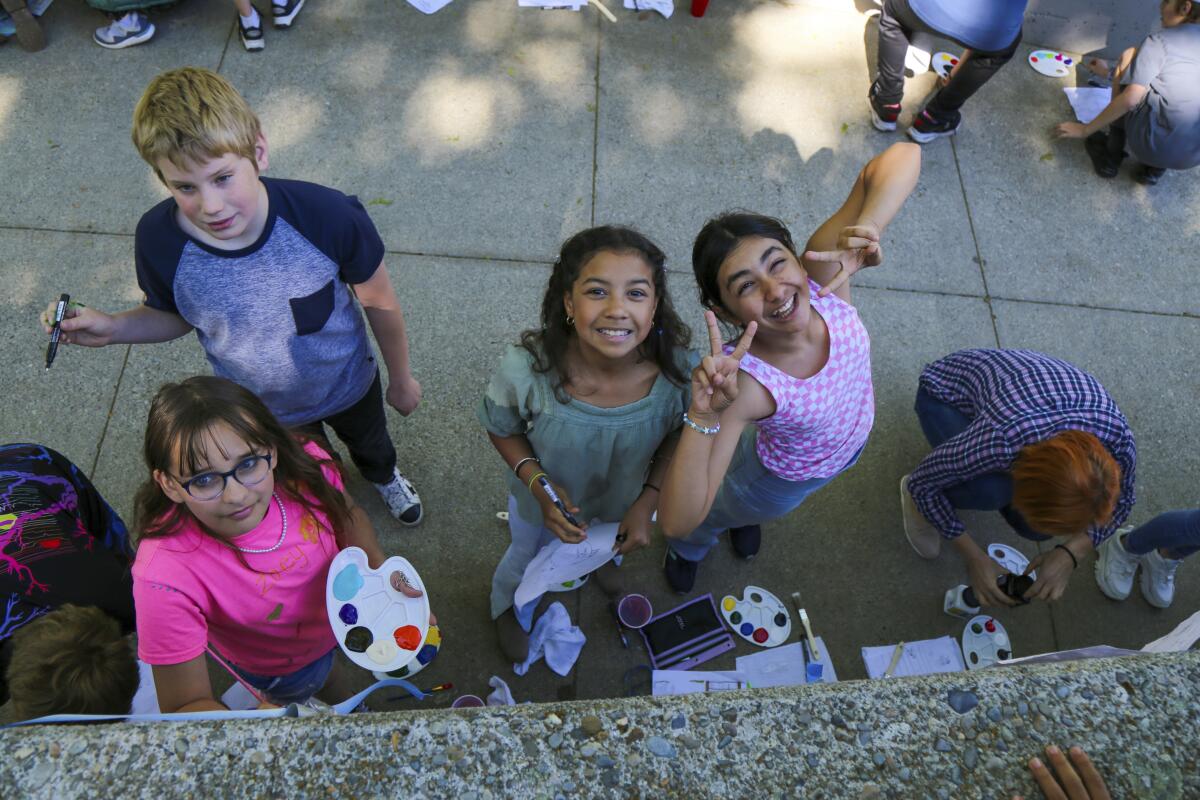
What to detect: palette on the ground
<box><xmin>1028</xmin><ymin>50</ymin><xmax>1074</xmax><ymax>77</ymax></box>
<box><xmin>326</xmin><ymin>547</ymin><xmax>430</xmax><ymax>674</ymax></box>
<box><xmin>720</xmin><ymin>586</ymin><xmax>792</xmax><ymax>647</ymax></box>
<box><xmin>962</xmin><ymin>615</ymin><xmax>1011</xmax><ymax>670</ymax></box>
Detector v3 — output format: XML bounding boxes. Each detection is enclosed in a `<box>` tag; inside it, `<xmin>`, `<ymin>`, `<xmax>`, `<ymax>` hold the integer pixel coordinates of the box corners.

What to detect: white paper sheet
<box><xmin>220</xmin><ymin>680</ymin><xmax>261</xmax><ymax>711</ymax></box>
<box><xmin>651</xmin><ymin>669</ymin><xmax>748</xmax><ymax>696</ymax></box>
<box><xmin>1064</xmin><ymin>87</ymin><xmax>1111</xmax><ymax>124</ymax></box>
<box><xmin>623</xmin><ymin>0</ymin><xmax>672</xmax><ymax>17</ymax></box>
<box><xmin>862</xmin><ymin>636</ymin><xmax>965</xmax><ymax>679</ymax></box>
<box><xmin>519</xmin><ymin>0</ymin><xmax>587</xmax><ymax>8</ymax></box>
<box><xmin>513</xmin><ymin>521</ymin><xmax>618</xmax><ymax>609</ymax></box>
<box><xmin>130</xmin><ymin>660</ymin><xmax>161</xmax><ymax>716</ymax></box>
<box><xmin>736</xmin><ymin>643</ymin><xmax>807</xmax><ymax>688</ymax></box>
<box><xmin>406</xmin><ymin>0</ymin><xmax>454</xmax><ymax>12</ymax></box>
<box><xmin>997</xmin><ymin>645</ymin><xmax>1142</xmax><ymax>666</ymax></box>
<box><xmin>1142</xmin><ymin>609</ymin><xmax>1200</xmax><ymax>653</ymax></box>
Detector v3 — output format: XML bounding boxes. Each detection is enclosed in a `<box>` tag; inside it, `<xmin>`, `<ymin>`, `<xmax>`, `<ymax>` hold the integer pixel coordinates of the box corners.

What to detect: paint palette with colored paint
<box><xmin>932</xmin><ymin>51</ymin><xmax>959</xmax><ymax>79</ymax></box>
<box><xmin>1028</xmin><ymin>49</ymin><xmax>1074</xmax><ymax>77</ymax></box>
<box><xmin>372</xmin><ymin>624</ymin><xmax>442</xmax><ymax>681</ymax></box>
<box><xmin>961</xmin><ymin>615</ymin><xmax>1012</xmax><ymax>670</ymax></box>
<box><xmin>326</xmin><ymin>546</ymin><xmax>430</xmax><ymax>674</ymax></box>
<box><xmin>988</xmin><ymin>543</ymin><xmax>1037</xmax><ymax>581</ymax></box>
<box><xmin>720</xmin><ymin>586</ymin><xmax>791</xmax><ymax>648</ymax></box>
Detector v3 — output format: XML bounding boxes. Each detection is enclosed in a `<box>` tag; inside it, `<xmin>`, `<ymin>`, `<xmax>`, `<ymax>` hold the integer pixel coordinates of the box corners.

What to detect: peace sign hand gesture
<box><xmin>804</xmin><ymin>221</ymin><xmax>883</xmax><ymax>298</ymax></box>
<box><xmin>689</xmin><ymin>311</ymin><xmax>757</xmax><ymax>417</ymax></box>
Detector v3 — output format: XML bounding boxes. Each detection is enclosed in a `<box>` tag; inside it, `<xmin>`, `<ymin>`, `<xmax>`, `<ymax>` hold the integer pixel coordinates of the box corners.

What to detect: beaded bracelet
<box><xmin>682</xmin><ymin>411</ymin><xmax>720</xmax><ymax>436</ymax></box>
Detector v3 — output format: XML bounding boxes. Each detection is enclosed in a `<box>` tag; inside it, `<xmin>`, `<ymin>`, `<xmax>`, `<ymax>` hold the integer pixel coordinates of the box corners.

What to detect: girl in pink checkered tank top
<box><xmin>657</xmin><ymin>144</ymin><xmax>922</xmax><ymax>592</ymax></box>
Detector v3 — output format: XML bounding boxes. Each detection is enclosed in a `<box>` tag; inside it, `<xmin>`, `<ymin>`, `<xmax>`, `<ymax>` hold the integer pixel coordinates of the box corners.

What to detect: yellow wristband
<box><xmin>527</xmin><ymin>471</ymin><xmax>548</xmax><ymax>492</ymax></box>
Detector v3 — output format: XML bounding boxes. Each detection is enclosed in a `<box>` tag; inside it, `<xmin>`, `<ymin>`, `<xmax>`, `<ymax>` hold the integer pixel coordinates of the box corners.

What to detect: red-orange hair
<box><xmin>1011</xmin><ymin>430</ymin><xmax>1120</xmax><ymax>536</ymax></box>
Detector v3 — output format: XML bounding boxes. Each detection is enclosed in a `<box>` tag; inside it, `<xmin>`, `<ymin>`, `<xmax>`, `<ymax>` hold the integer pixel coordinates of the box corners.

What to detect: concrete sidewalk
<box><xmin>1</xmin><ymin>0</ymin><xmax>1197</xmax><ymax>710</ymax></box>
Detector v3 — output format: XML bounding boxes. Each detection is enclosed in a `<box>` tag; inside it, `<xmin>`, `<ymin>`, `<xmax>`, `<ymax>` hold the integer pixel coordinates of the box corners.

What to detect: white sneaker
<box><xmin>1094</xmin><ymin>527</ymin><xmax>1139</xmax><ymax>601</ymax></box>
<box><xmin>900</xmin><ymin>474</ymin><xmax>941</xmax><ymax>559</ymax></box>
<box><xmin>1140</xmin><ymin>549</ymin><xmax>1182</xmax><ymax>609</ymax></box>
<box><xmin>373</xmin><ymin>468</ymin><xmax>423</xmax><ymax>526</ymax></box>
<box><xmin>93</xmin><ymin>11</ymin><xmax>156</xmax><ymax>49</ymax></box>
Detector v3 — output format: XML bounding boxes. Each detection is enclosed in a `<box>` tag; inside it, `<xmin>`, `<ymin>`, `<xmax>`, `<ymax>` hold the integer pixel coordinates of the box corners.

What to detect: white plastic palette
<box><xmin>325</xmin><ymin>547</ymin><xmax>430</xmax><ymax>673</ymax></box>
<box><xmin>961</xmin><ymin>615</ymin><xmax>1012</xmax><ymax>670</ymax></box>
<box><xmin>720</xmin><ymin>586</ymin><xmax>791</xmax><ymax>648</ymax></box>
<box><xmin>988</xmin><ymin>543</ymin><xmax>1037</xmax><ymax>581</ymax></box>
<box><xmin>932</xmin><ymin>51</ymin><xmax>959</xmax><ymax>79</ymax></box>
<box><xmin>1029</xmin><ymin>49</ymin><xmax>1074</xmax><ymax>77</ymax></box>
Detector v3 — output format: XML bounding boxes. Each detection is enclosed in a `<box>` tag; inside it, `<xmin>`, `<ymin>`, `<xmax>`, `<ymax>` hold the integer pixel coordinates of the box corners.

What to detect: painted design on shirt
<box><xmin>0</xmin><ymin>594</ymin><xmax>49</xmax><ymax>640</ymax></box>
<box><xmin>253</xmin><ymin>543</ymin><xmax>312</xmax><ymax>598</ymax></box>
<box><xmin>300</xmin><ymin>513</ymin><xmax>320</xmax><ymax>544</ymax></box>
<box><xmin>0</xmin><ymin>469</ymin><xmax>89</xmax><ymax>595</ymax></box>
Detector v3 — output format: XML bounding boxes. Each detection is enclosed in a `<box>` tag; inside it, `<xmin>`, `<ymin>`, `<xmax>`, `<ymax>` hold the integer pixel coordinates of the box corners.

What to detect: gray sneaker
<box><xmin>373</xmin><ymin>468</ymin><xmax>423</xmax><ymax>526</ymax></box>
<box><xmin>900</xmin><ymin>474</ymin><xmax>941</xmax><ymax>559</ymax></box>
<box><xmin>1140</xmin><ymin>549</ymin><xmax>1182</xmax><ymax>609</ymax></box>
<box><xmin>1094</xmin><ymin>527</ymin><xmax>1139</xmax><ymax>601</ymax></box>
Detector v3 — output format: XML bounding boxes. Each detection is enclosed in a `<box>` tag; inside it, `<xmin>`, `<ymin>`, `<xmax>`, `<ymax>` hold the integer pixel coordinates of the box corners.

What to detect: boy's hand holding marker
<box><xmin>804</xmin><ymin>221</ymin><xmax>883</xmax><ymax>298</ymax></box>
<box><xmin>39</xmin><ymin>300</ymin><xmax>115</xmax><ymax>348</ymax></box>
<box><xmin>690</xmin><ymin>311</ymin><xmax>757</xmax><ymax>418</ymax></box>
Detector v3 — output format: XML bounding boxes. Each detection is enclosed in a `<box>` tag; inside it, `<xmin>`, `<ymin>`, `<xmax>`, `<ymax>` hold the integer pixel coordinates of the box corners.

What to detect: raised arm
<box><xmin>801</xmin><ymin>142</ymin><xmax>922</xmax><ymax>303</ymax></box>
<box><xmin>658</xmin><ymin>315</ymin><xmax>766</xmax><ymax>538</ymax></box>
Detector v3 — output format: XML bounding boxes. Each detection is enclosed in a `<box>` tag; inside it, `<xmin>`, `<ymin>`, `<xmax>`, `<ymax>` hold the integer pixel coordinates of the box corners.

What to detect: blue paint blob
<box><xmin>332</xmin><ymin>564</ymin><xmax>363</xmax><ymax>601</ymax></box>
<box><xmin>338</xmin><ymin>603</ymin><xmax>358</xmax><ymax>625</ymax></box>
<box><xmin>739</xmin><ymin>622</ymin><xmax>754</xmax><ymax>636</ymax></box>
<box><xmin>417</xmin><ymin>644</ymin><xmax>438</xmax><ymax>665</ymax></box>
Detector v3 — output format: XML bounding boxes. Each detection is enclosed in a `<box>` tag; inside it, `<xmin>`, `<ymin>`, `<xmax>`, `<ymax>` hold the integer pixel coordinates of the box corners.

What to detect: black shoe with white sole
<box><xmin>907</xmin><ymin>108</ymin><xmax>961</xmax><ymax>143</ymax></box>
<box><xmin>730</xmin><ymin>525</ymin><xmax>762</xmax><ymax>559</ymax></box>
<box><xmin>663</xmin><ymin>549</ymin><xmax>698</xmax><ymax>595</ymax></box>
<box><xmin>272</xmin><ymin>0</ymin><xmax>305</xmax><ymax>27</ymax></box>
<box><xmin>239</xmin><ymin>12</ymin><xmax>265</xmax><ymax>51</ymax></box>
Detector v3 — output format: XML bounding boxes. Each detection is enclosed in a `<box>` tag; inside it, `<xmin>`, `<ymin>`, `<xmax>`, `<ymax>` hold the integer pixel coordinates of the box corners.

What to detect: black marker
<box><xmin>45</xmin><ymin>293</ymin><xmax>69</xmax><ymax>370</ymax></box>
<box><xmin>536</xmin><ymin>475</ymin><xmax>583</xmax><ymax>528</ymax></box>
<box><xmin>608</xmin><ymin>601</ymin><xmax>629</xmax><ymax>649</ymax></box>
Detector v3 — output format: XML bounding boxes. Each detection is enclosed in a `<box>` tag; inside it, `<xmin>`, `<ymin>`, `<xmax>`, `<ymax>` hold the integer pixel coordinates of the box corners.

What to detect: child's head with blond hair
<box><xmin>5</xmin><ymin>605</ymin><xmax>138</xmax><ymax>721</ymax></box>
<box><xmin>132</xmin><ymin>66</ymin><xmax>262</xmax><ymax>180</ymax></box>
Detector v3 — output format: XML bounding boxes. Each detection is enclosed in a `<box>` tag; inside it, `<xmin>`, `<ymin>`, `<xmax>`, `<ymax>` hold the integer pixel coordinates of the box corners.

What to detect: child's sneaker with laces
<box><xmin>730</xmin><ymin>524</ymin><xmax>761</xmax><ymax>559</ymax></box>
<box><xmin>238</xmin><ymin>9</ymin><xmax>265</xmax><ymax>51</ymax></box>
<box><xmin>93</xmin><ymin>11</ymin><xmax>156</xmax><ymax>49</ymax></box>
<box><xmin>373</xmin><ymin>467</ymin><xmax>423</xmax><ymax>526</ymax></box>
<box><xmin>663</xmin><ymin>548</ymin><xmax>698</xmax><ymax>595</ymax></box>
<box><xmin>1140</xmin><ymin>549</ymin><xmax>1182</xmax><ymax>609</ymax></box>
<box><xmin>1094</xmin><ymin>527</ymin><xmax>1139</xmax><ymax>601</ymax></box>
<box><xmin>907</xmin><ymin>108</ymin><xmax>961</xmax><ymax>143</ymax></box>
<box><xmin>868</xmin><ymin>83</ymin><xmax>900</xmax><ymax>132</ymax></box>
<box><xmin>271</xmin><ymin>0</ymin><xmax>305</xmax><ymax>27</ymax></box>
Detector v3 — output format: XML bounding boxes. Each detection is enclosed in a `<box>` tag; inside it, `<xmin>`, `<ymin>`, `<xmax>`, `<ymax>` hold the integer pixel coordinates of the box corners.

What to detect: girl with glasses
<box><xmin>130</xmin><ymin>375</ymin><xmax>424</xmax><ymax>713</ymax></box>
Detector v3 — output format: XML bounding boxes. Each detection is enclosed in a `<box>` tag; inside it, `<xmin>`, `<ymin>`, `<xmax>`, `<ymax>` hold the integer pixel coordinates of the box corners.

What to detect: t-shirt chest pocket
<box><xmin>289</xmin><ymin>280</ymin><xmax>336</xmax><ymax>336</ymax></box>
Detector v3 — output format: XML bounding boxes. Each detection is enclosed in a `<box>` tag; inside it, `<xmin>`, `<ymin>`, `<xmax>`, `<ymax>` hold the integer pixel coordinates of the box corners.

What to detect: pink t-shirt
<box><xmin>730</xmin><ymin>280</ymin><xmax>875</xmax><ymax>481</ymax></box>
<box><xmin>133</xmin><ymin>441</ymin><xmax>342</xmax><ymax>675</ymax></box>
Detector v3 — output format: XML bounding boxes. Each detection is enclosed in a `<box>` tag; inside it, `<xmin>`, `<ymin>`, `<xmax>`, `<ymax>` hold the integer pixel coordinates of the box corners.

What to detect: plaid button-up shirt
<box><xmin>908</xmin><ymin>349</ymin><xmax>1136</xmax><ymax>545</ymax></box>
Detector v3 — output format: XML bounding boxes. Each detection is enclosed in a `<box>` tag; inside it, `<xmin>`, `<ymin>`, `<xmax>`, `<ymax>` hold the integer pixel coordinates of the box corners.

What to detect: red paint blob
<box><xmin>752</xmin><ymin>628</ymin><xmax>769</xmax><ymax>644</ymax></box>
<box><xmin>1031</xmin><ymin>56</ymin><xmax>1038</xmax><ymax>62</ymax></box>
<box><xmin>984</xmin><ymin>620</ymin><xmax>997</xmax><ymax>633</ymax></box>
<box><xmin>39</xmin><ymin>538</ymin><xmax>63</xmax><ymax>549</ymax></box>
<box><xmin>394</xmin><ymin>625</ymin><xmax>422</xmax><ymax>651</ymax></box>
<box><xmin>950</xmin><ymin>58</ymin><xmax>958</xmax><ymax>65</ymax></box>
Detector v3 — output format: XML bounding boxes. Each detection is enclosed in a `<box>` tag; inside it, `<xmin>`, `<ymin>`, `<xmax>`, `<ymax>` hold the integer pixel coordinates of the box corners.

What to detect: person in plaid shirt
<box><xmin>900</xmin><ymin>349</ymin><xmax>1135</xmax><ymax>608</ymax></box>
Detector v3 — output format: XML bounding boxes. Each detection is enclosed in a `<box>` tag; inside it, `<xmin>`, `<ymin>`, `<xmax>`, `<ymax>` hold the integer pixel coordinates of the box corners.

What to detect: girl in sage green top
<box><xmin>477</xmin><ymin>226</ymin><xmax>695</xmax><ymax>662</ymax></box>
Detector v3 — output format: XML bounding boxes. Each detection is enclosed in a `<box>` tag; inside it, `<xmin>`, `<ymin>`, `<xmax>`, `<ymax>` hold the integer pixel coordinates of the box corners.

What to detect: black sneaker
<box><xmin>1083</xmin><ymin>133</ymin><xmax>1121</xmax><ymax>178</ymax></box>
<box><xmin>495</xmin><ymin>608</ymin><xmax>529</xmax><ymax>663</ymax></box>
<box><xmin>729</xmin><ymin>525</ymin><xmax>762</xmax><ymax>559</ymax></box>
<box><xmin>907</xmin><ymin>108</ymin><xmax>961</xmax><ymax>143</ymax></box>
<box><xmin>868</xmin><ymin>83</ymin><xmax>900</xmax><ymax>132</ymax></box>
<box><xmin>238</xmin><ymin>11</ymin><xmax>265</xmax><ymax>51</ymax></box>
<box><xmin>663</xmin><ymin>549</ymin><xmax>698</xmax><ymax>595</ymax></box>
<box><xmin>1134</xmin><ymin>164</ymin><xmax>1166</xmax><ymax>186</ymax></box>
<box><xmin>271</xmin><ymin>0</ymin><xmax>305</xmax><ymax>28</ymax></box>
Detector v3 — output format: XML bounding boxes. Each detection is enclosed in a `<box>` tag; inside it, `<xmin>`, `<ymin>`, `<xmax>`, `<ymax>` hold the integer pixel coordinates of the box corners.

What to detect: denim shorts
<box><xmin>231</xmin><ymin>648</ymin><xmax>336</xmax><ymax>705</ymax></box>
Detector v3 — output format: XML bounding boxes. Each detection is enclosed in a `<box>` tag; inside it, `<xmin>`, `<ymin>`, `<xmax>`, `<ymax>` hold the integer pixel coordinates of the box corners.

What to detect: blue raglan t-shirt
<box><xmin>909</xmin><ymin>0</ymin><xmax>1026</xmax><ymax>52</ymax></box>
<box><xmin>135</xmin><ymin>177</ymin><xmax>383</xmax><ymax>426</ymax></box>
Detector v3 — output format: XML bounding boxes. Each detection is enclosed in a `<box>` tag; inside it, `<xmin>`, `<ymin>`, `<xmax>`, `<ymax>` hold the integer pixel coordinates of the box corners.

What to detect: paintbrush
<box><xmin>387</xmin><ymin>682</ymin><xmax>454</xmax><ymax>702</ymax></box>
<box><xmin>790</xmin><ymin>591</ymin><xmax>821</xmax><ymax>662</ymax></box>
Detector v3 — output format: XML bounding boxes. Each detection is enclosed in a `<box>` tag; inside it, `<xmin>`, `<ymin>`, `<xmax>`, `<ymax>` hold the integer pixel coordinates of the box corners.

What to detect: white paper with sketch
<box><xmin>1064</xmin><ymin>87</ymin><xmax>1111</xmax><ymax>124</ymax></box>
<box><xmin>624</xmin><ymin>0</ymin><xmax>673</xmax><ymax>17</ymax></box>
<box><xmin>513</xmin><ymin>521</ymin><xmax>618</xmax><ymax>609</ymax></box>
<box><xmin>652</xmin><ymin>670</ymin><xmax>748</xmax><ymax>696</ymax></box>
<box><xmin>736</xmin><ymin>642</ymin><xmax>807</xmax><ymax>688</ymax></box>
<box><xmin>406</xmin><ymin>0</ymin><xmax>454</xmax><ymax>13</ymax></box>
<box><xmin>518</xmin><ymin>0</ymin><xmax>587</xmax><ymax>8</ymax></box>
<box><xmin>862</xmin><ymin>636</ymin><xmax>965</xmax><ymax>679</ymax></box>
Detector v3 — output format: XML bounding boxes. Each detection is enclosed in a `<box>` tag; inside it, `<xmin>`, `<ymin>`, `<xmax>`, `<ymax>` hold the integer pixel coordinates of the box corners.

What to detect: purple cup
<box><xmin>617</xmin><ymin>594</ymin><xmax>653</xmax><ymax>629</ymax></box>
<box><xmin>451</xmin><ymin>694</ymin><xmax>484</xmax><ymax>709</ymax></box>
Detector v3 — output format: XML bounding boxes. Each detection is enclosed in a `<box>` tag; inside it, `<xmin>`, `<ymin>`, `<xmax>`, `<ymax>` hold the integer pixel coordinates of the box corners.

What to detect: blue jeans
<box><xmin>231</xmin><ymin>647</ymin><xmax>336</xmax><ymax>705</ymax></box>
<box><xmin>914</xmin><ymin>387</ymin><xmax>1050</xmax><ymax>542</ymax></box>
<box><xmin>668</xmin><ymin>427</ymin><xmax>861</xmax><ymax>563</ymax></box>
<box><xmin>1123</xmin><ymin>510</ymin><xmax>1200</xmax><ymax>560</ymax></box>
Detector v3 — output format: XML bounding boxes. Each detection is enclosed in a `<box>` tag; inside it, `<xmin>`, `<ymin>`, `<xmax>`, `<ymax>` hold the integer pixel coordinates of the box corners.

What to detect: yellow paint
<box><xmin>722</xmin><ymin>596</ymin><xmax>736</xmax><ymax>612</ymax></box>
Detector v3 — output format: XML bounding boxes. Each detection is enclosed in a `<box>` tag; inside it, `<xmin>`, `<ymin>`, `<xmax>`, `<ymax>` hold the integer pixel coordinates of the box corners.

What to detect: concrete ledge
<box><xmin>2</xmin><ymin>652</ymin><xmax>1196</xmax><ymax>799</ymax></box>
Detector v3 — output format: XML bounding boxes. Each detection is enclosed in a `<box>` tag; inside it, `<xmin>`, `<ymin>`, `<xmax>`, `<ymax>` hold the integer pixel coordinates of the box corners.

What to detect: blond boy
<box><xmin>41</xmin><ymin>67</ymin><xmax>424</xmax><ymax>525</ymax></box>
